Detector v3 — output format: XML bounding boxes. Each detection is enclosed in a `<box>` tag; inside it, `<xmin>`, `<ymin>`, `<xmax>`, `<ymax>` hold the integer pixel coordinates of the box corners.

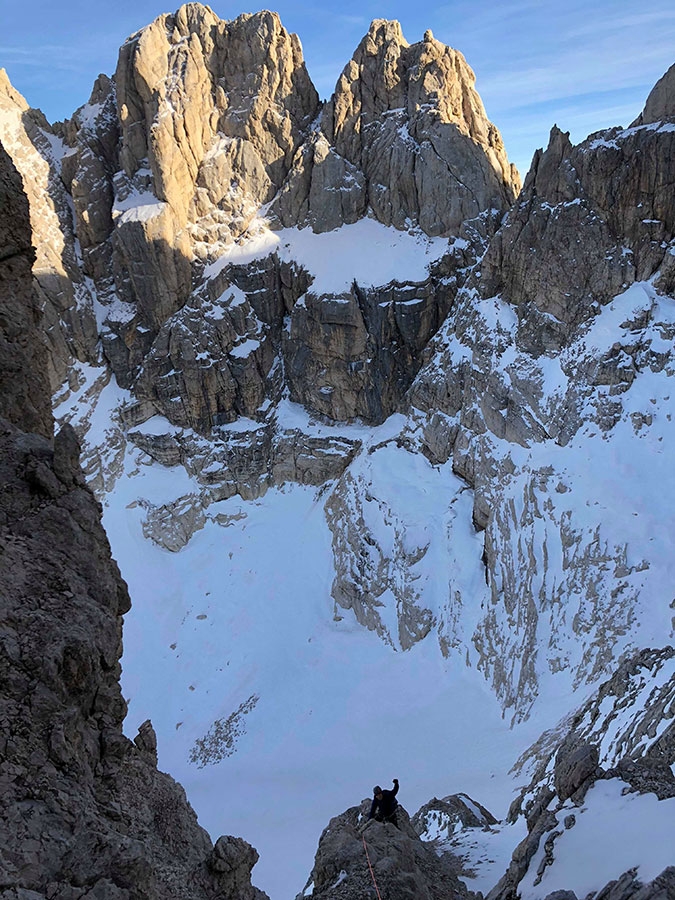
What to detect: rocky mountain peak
<box><xmin>340</xmin><ymin>18</ymin><xmax>409</xmax><ymax>113</ymax></box>
<box><xmin>116</xmin><ymin>3</ymin><xmax>319</xmax><ymax>237</ymax></box>
<box><xmin>522</xmin><ymin>124</ymin><xmax>574</xmax><ymax>198</ymax></box>
<box><xmin>319</xmin><ymin>18</ymin><xmax>520</xmax><ymax>235</ymax></box>
<box><xmin>0</xmin><ymin>66</ymin><xmax>28</xmax><ymax>109</ymax></box>
<box><xmin>2</xmin><ymin>13</ymin><xmax>675</xmax><ymax>900</ymax></box>
<box><xmin>632</xmin><ymin>60</ymin><xmax>675</xmax><ymax>126</ymax></box>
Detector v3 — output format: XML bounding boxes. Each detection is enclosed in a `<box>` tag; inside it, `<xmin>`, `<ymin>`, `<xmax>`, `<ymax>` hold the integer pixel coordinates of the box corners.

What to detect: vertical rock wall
<box><xmin>0</xmin><ymin>140</ymin><xmax>267</xmax><ymax>900</ymax></box>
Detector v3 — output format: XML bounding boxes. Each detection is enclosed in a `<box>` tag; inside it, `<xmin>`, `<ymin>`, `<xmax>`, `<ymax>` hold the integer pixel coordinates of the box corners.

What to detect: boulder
<box><xmin>553</xmin><ymin>736</ymin><xmax>600</xmax><ymax>802</ymax></box>
<box><xmin>209</xmin><ymin>836</ymin><xmax>267</xmax><ymax>900</ymax></box>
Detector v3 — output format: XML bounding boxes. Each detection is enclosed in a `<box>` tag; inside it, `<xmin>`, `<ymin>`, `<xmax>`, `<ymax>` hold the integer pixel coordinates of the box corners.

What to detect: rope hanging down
<box><xmin>362</xmin><ymin>834</ymin><xmax>383</xmax><ymax>900</ymax></box>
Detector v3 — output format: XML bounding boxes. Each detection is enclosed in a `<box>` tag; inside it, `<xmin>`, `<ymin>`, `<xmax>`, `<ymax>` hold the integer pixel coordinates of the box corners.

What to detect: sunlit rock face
<box><xmin>8</xmin><ymin>4</ymin><xmax>517</xmax><ymax>435</ymax></box>
<box><xmin>0</xmin><ymin>70</ymin><xmax>99</xmax><ymax>388</ymax></box>
<box><xmin>273</xmin><ymin>19</ymin><xmax>520</xmax><ymax>236</ymax></box>
<box><xmin>115</xmin><ymin>5</ymin><xmax>319</xmax><ymax>242</ymax></box>
<box><xmin>325</xmin><ymin>20</ymin><xmax>520</xmax><ymax>232</ymax></box>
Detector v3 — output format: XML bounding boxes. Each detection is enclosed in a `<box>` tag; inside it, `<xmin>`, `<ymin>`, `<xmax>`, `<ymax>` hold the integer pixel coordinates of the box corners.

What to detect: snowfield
<box><xmin>204</xmin><ymin>216</ymin><xmax>452</xmax><ymax>293</ymax></box>
<box><xmin>95</xmin><ymin>407</ymin><xmax>545</xmax><ymax>896</ymax></box>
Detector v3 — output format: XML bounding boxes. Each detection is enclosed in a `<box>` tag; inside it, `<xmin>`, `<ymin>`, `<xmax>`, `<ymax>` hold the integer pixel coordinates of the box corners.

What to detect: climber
<box><xmin>369</xmin><ymin>778</ymin><xmax>399</xmax><ymax>827</ymax></box>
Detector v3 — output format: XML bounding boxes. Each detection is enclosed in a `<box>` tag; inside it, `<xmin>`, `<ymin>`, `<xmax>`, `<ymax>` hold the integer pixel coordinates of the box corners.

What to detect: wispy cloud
<box><xmin>333</xmin><ymin>15</ymin><xmax>368</xmax><ymax>26</ymax></box>
<box><xmin>477</xmin><ymin>34</ymin><xmax>675</xmax><ymax>112</ymax></box>
<box><xmin>0</xmin><ymin>45</ymin><xmax>95</xmax><ymax>72</ymax></box>
<box><xmin>565</xmin><ymin>8</ymin><xmax>675</xmax><ymax>38</ymax></box>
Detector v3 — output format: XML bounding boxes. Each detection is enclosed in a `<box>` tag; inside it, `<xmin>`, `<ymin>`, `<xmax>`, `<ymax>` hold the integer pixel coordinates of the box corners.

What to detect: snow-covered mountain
<box><xmin>1</xmin><ymin>6</ymin><xmax>673</xmax><ymax>899</ymax></box>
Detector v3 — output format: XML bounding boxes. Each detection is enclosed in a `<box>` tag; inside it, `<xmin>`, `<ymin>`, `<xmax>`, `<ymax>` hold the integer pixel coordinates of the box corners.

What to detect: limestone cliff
<box><xmin>273</xmin><ymin>20</ymin><xmax>520</xmax><ymax>235</ymax></box>
<box><xmin>478</xmin><ymin>117</ymin><xmax>675</xmax><ymax>352</ymax></box>
<box><xmin>2</xmin><ymin>15</ymin><xmax>675</xmax><ymax>897</ymax></box>
<box><xmin>38</xmin><ymin>5</ymin><xmax>519</xmax><ymax>431</ymax></box>
<box><xmin>52</xmin><ymin>6</ymin><xmax>320</xmax><ymax>426</ymax></box>
<box><xmin>385</xmin><ymin>81</ymin><xmax>675</xmax><ymax>718</ymax></box>
<box><xmin>0</xmin><ymin>70</ymin><xmax>99</xmax><ymax>389</ymax></box>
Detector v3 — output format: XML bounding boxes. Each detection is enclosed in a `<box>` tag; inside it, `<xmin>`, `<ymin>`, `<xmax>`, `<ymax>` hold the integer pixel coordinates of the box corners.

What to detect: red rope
<box><xmin>362</xmin><ymin>834</ymin><xmax>383</xmax><ymax>900</ymax></box>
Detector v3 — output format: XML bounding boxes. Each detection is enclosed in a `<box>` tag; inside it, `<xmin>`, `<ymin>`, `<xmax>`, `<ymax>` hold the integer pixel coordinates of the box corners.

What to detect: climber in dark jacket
<box><xmin>369</xmin><ymin>778</ymin><xmax>399</xmax><ymax>827</ymax></box>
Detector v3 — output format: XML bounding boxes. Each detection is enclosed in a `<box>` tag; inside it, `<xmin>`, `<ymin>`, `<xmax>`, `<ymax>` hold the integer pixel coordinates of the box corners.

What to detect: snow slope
<box><xmin>519</xmin><ymin>780</ymin><xmax>675</xmax><ymax>897</ymax></box>
<box><xmin>82</xmin><ymin>397</ymin><xmax>545</xmax><ymax>897</ymax></box>
<box><xmin>204</xmin><ymin>216</ymin><xmax>451</xmax><ymax>293</ymax></box>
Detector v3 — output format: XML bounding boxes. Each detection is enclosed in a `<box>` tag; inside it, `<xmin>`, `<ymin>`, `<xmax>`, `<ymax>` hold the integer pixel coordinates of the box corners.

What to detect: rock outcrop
<box><xmin>511</xmin><ymin>647</ymin><xmax>675</xmax><ymax>817</ymax></box>
<box><xmin>0</xmin><ymin>139</ymin><xmax>266</xmax><ymax>900</ymax></box>
<box><xmin>478</xmin><ymin>113</ymin><xmax>675</xmax><ymax>352</ymax></box>
<box><xmin>298</xmin><ymin>799</ymin><xmax>467</xmax><ymax>900</ymax></box>
<box><xmin>485</xmin><ymin>649</ymin><xmax>675</xmax><ymax>900</ymax></box>
<box><xmin>412</xmin><ymin>793</ymin><xmax>498</xmax><ymax>838</ymax></box>
<box><xmin>54</xmin><ymin>5</ymin><xmax>321</xmax><ymax>417</ymax></box>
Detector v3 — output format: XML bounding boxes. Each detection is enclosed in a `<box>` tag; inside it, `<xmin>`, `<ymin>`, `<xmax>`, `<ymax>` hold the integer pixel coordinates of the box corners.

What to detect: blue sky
<box><xmin>3</xmin><ymin>0</ymin><xmax>675</xmax><ymax>175</ymax></box>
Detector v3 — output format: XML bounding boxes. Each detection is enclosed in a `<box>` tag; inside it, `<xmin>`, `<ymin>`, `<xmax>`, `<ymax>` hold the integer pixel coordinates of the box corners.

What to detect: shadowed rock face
<box><xmin>478</xmin><ymin>113</ymin><xmax>675</xmax><ymax>353</ymax></box>
<box><xmin>484</xmin><ymin>648</ymin><xmax>675</xmax><ymax>900</ymax></box>
<box><xmin>0</xmin><ymin>141</ymin><xmax>52</xmax><ymax>437</ymax></box>
<box><xmin>0</xmin><ymin>140</ymin><xmax>267</xmax><ymax>900</ymax></box>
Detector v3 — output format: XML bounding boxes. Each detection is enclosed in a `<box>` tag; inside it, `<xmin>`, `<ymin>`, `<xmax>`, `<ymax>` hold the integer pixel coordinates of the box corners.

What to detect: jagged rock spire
<box><xmin>274</xmin><ymin>18</ymin><xmax>521</xmax><ymax>236</ymax></box>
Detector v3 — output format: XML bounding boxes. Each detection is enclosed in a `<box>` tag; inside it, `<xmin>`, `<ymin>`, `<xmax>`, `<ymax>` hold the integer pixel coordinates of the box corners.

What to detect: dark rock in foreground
<box><xmin>297</xmin><ymin>799</ymin><xmax>467</xmax><ymax>900</ymax></box>
<box><xmin>0</xmin><ymin>137</ymin><xmax>266</xmax><ymax>900</ymax></box>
